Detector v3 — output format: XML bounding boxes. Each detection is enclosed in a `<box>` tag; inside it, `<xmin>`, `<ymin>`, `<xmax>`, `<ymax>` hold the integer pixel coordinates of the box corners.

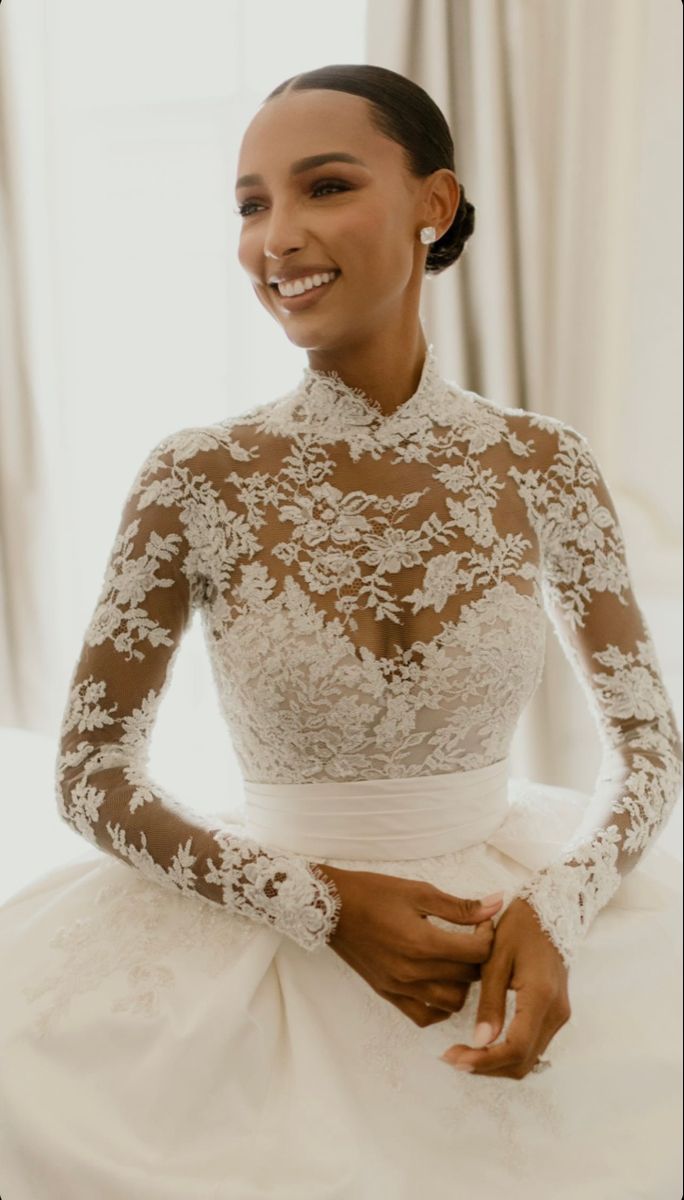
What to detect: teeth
<box><xmin>277</xmin><ymin>271</ymin><xmax>337</xmax><ymax>297</ymax></box>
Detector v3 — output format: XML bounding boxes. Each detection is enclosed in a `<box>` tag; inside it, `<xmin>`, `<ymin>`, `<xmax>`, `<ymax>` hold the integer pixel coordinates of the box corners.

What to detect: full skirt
<box><xmin>0</xmin><ymin>776</ymin><xmax>681</xmax><ymax>1200</ymax></box>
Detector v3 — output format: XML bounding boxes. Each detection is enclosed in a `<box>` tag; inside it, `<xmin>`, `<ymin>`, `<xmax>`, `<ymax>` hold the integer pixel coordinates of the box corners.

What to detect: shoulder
<box><xmin>459</xmin><ymin>383</ymin><xmax>588</xmax><ymax>444</ymax></box>
<box><xmin>519</xmin><ymin>408</ymin><xmax>593</xmax><ymax>459</ymax></box>
<box><xmin>518</xmin><ymin>409</ymin><xmax>596</xmax><ymax>479</ymax></box>
<box><xmin>136</xmin><ymin>398</ymin><xmax>282</xmax><ymax>485</ymax></box>
<box><xmin>451</xmin><ymin>383</ymin><xmax>594</xmax><ymax>472</ymax></box>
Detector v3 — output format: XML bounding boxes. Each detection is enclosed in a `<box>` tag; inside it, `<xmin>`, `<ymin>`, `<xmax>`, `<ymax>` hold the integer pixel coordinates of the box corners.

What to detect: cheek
<box><xmin>237</xmin><ymin>236</ymin><xmax>254</xmax><ymax>275</ymax></box>
<box><xmin>237</xmin><ymin>235</ymin><xmax>271</xmax><ymax>304</ymax></box>
<box><xmin>355</xmin><ymin>219</ymin><xmax>412</xmax><ymax>293</ymax></box>
<box><xmin>344</xmin><ymin>207</ymin><xmax>385</xmax><ymax>249</ymax></box>
<box><xmin>334</xmin><ymin>210</ymin><xmax>403</xmax><ymax>281</ymax></box>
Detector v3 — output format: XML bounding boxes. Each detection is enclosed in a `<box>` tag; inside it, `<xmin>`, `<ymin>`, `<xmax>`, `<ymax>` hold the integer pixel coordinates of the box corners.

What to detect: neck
<box><xmin>305</xmin><ymin>326</ymin><xmax>430</xmax><ymax>418</ymax></box>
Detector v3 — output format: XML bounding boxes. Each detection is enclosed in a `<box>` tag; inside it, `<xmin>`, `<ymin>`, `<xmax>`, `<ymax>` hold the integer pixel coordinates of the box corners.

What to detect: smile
<box><xmin>271</xmin><ymin>272</ymin><xmax>341</xmax><ymax>312</ymax></box>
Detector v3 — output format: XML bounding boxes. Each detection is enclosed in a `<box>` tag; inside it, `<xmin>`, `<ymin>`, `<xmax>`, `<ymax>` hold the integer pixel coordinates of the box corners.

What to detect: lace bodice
<box><xmin>55</xmin><ymin>345</ymin><xmax>682</xmax><ymax>962</ymax></box>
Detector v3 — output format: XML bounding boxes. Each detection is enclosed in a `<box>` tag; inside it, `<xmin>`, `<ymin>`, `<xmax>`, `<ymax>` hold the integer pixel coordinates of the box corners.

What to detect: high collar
<box><xmin>300</xmin><ymin>343</ymin><xmax>443</xmax><ymax>423</ymax></box>
<box><xmin>257</xmin><ymin>344</ymin><xmax>490</xmax><ymax>464</ymax></box>
<box><xmin>268</xmin><ymin>343</ymin><xmax>473</xmax><ymax>452</ymax></box>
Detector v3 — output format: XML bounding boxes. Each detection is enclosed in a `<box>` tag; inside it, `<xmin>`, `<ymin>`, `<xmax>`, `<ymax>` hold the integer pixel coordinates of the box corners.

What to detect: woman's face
<box><xmin>234</xmin><ymin>89</ymin><xmax>451</xmax><ymax>353</ymax></box>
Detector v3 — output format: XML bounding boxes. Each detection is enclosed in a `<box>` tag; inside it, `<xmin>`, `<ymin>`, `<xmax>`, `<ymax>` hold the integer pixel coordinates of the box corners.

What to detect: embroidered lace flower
<box><xmin>55</xmin><ymin>346</ymin><xmax>682</xmax><ymax>963</ymax></box>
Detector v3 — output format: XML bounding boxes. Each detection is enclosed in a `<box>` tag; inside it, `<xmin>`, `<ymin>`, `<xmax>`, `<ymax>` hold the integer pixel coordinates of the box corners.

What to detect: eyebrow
<box><xmin>235</xmin><ymin>152</ymin><xmax>368</xmax><ymax>191</ymax></box>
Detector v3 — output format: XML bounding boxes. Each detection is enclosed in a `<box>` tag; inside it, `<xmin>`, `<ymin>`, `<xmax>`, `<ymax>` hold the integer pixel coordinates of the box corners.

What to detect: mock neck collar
<box><xmin>265</xmin><ymin>343</ymin><xmax>476</xmax><ymax>456</ymax></box>
<box><xmin>300</xmin><ymin>343</ymin><xmax>443</xmax><ymax>423</ymax></box>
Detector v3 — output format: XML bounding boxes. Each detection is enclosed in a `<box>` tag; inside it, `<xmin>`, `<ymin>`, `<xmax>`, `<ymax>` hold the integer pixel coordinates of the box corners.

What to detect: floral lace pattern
<box><xmin>22</xmin><ymin>858</ymin><xmax>256</xmax><ymax>1039</ymax></box>
<box><xmin>508</xmin><ymin>422</ymin><xmax>683</xmax><ymax>963</ymax></box>
<box><xmin>55</xmin><ymin>345</ymin><xmax>682</xmax><ymax>965</ymax></box>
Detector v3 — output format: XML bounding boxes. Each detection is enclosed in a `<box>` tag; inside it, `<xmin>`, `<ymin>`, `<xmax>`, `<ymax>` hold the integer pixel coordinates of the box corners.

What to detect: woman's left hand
<box><xmin>439</xmin><ymin>897</ymin><xmax>572</xmax><ymax>1080</ymax></box>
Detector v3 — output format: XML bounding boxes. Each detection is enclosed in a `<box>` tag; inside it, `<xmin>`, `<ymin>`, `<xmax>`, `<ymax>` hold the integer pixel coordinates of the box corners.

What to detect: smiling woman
<box><xmin>232</xmin><ymin>65</ymin><xmax>472</xmax><ymax>413</ymax></box>
<box><xmin>0</xmin><ymin>61</ymin><xmax>681</xmax><ymax>1200</ymax></box>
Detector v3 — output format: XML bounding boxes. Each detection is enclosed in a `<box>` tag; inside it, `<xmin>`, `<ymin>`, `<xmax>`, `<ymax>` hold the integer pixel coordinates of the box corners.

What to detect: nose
<box><xmin>262</xmin><ymin>201</ymin><xmax>306</xmax><ymax>262</ymax></box>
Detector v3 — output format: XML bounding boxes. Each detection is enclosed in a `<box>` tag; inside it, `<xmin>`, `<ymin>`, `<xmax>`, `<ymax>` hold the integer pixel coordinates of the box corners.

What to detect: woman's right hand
<box><xmin>315</xmin><ymin>864</ymin><xmax>504</xmax><ymax>1027</ymax></box>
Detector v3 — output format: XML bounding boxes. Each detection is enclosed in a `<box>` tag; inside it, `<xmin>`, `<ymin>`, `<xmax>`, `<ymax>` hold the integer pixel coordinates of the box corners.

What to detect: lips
<box><xmin>272</xmin><ymin>272</ymin><xmax>341</xmax><ymax>312</ymax></box>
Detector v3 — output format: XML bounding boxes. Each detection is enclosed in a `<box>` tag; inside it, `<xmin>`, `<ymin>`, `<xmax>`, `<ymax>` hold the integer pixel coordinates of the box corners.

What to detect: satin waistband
<box><xmin>241</xmin><ymin>757</ymin><xmax>511</xmax><ymax>860</ymax></box>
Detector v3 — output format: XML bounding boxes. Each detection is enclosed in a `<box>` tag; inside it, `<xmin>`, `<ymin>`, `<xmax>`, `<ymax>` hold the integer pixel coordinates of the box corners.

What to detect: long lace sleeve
<box><xmin>54</xmin><ymin>430</ymin><xmax>341</xmax><ymax>951</ymax></box>
<box><xmin>508</xmin><ymin>421</ymin><xmax>683</xmax><ymax>968</ymax></box>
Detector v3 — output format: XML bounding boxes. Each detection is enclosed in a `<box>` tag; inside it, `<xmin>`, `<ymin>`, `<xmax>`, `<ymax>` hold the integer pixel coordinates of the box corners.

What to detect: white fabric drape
<box><xmin>366</xmin><ymin>0</ymin><xmax>682</xmax><ymax>817</ymax></box>
<box><xmin>0</xmin><ymin>4</ymin><xmax>65</xmax><ymax>730</ymax></box>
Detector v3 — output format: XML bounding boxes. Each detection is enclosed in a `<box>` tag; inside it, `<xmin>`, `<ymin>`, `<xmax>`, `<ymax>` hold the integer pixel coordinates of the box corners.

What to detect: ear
<box><xmin>422</xmin><ymin>168</ymin><xmax>461</xmax><ymax>240</ymax></box>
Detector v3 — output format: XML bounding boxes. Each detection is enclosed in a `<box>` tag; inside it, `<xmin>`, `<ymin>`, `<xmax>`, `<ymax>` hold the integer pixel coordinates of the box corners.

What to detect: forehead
<box><xmin>237</xmin><ymin>89</ymin><xmax>399</xmax><ymax>174</ymax></box>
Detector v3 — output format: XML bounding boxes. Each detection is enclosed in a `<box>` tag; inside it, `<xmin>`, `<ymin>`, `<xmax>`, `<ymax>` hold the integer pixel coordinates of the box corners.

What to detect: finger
<box><xmin>443</xmin><ymin>985</ymin><xmax>548</xmax><ymax>1075</ymax></box>
<box><xmin>414</xmin><ymin>918</ymin><xmax>496</xmax><ymax>976</ymax></box>
<box><xmin>470</xmin><ymin>941</ymin><xmax>512</xmax><ymax>1046</ymax></box>
<box><xmin>401</xmin><ymin>959</ymin><xmax>481</xmax><ymax>985</ymax></box>
<box><xmin>406</xmin><ymin>979</ymin><xmax>471</xmax><ymax>1013</ymax></box>
<box><xmin>378</xmin><ymin>989</ymin><xmax>452</xmax><ymax>1028</ymax></box>
<box><xmin>418</xmin><ymin>919</ymin><xmax>497</xmax><ymax>967</ymax></box>
<box><xmin>452</xmin><ymin>1013</ymin><xmax>561</xmax><ymax>1079</ymax></box>
<box><xmin>418</xmin><ymin>890</ymin><xmax>505</xmax><ymax>929</ymax></box>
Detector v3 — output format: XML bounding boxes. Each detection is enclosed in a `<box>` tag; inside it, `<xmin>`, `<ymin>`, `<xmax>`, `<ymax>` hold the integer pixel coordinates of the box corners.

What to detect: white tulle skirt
<box><xmin>0</xmin><ymin>759</ymin><xmax>681</xmax><ymax>1200</ymax></box>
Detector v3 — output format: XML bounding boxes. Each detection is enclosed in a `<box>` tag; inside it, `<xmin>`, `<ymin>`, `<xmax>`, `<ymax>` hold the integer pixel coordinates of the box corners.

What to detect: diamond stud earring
<box><xmin>419</xmin><ymin>226</ymin><xmax>437</xmax><ymax>244</ymax></box>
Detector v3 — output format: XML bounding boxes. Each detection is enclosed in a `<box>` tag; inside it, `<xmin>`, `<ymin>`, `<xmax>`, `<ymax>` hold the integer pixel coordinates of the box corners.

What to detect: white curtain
<box><xmin>0</xmin><ymin>3</ymin><xmax>65</xmax><ymax>730</ymax></box>
<box><xmin>366</xmin><ymin>0</ymin><xmax>682</xmax><ymax>849</ymax></box>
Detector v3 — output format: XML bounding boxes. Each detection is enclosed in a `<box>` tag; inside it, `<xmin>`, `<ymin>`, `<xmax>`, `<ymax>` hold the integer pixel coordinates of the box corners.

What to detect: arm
<box><xmin>55</xmin><ymin>430</ymin><xmax>341</xmax><ymax>951</ymax></box>
<box><xmin>508</xmin><ymin>421</ymin><xmax>683</xmax><ymax>968</ymax></box>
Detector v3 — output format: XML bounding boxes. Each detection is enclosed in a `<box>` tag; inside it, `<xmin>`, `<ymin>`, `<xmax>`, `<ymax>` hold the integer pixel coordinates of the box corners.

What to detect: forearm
<box><xmin>510</xmin><ymin>740</ymin><xmax>683</xmax><ymax>968</ymax></box>
<box><xmin>56</xmin><ymin>751</ymin><xmax>343</xmax><ymax>951</ymax></box>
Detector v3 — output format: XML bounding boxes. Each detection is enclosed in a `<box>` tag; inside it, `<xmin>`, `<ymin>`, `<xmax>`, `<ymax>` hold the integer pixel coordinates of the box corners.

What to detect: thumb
<box><xmin>424</xmin><ymin>888</ymin><xmax>504</xmax><ymax>927</ymax></box>
<box><xmin>472</xmin><ymin>957</ymin><xmax>510</xmax><ymax>1047</ymax></box>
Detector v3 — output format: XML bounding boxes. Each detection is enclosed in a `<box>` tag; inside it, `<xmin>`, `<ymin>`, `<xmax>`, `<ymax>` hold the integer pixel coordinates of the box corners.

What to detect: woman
<box><xmin>0</xmin><ymin>64</ymin><xmax>681</xmax><ymax>1199</ymax></box>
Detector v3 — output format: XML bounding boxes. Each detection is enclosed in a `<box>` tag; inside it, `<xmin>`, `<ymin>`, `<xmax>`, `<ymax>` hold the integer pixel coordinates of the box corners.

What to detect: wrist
<box><xmin>310</xmin><ymin>862</ymin><xmax>348</xmax><ymax>889</ymax></box>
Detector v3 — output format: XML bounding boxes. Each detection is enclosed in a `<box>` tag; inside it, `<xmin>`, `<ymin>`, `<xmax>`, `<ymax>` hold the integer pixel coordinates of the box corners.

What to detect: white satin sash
<box><xmin>242</xmin><ymin>757</ymin><xmax>511</xmax><ymax>860</ymax></box>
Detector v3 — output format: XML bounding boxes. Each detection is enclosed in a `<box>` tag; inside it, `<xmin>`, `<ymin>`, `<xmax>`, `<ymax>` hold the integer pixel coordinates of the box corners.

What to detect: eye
<box><xmin>310</xmin><ymin>179</ymin><xmax>350</xmax><ymax>198</ymax></box>
<box><xmin>234</xmin><ymin>178</ymin><xmax>351</xmax><ymax>218</ymax></box>
<box><xmin>234</xmin><ymin>201</ymin><xmax>259</xmax><ymax>218</ymax></box>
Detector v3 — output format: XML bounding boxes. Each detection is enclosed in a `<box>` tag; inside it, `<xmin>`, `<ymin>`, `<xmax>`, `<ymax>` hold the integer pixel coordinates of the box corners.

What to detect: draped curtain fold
<box><xmin>366</xmin><ymin>0</ymin><xmax>682</xmax><ymax>798</ymax></box>
<box><xmin>0</xmin><ymin>4</ymin><xmax>64</xmax><ymax>731</ymax></box>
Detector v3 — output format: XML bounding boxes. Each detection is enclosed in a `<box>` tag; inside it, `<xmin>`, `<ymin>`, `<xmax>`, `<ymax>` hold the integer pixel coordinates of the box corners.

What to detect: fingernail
<box><xmin>439</xmin><ymin>1051</ymin><xmax>474</xmax><ymax>1071</ymax></box>
<box><xmin>439</xmin><ymin>1049</ymin><xmax>459</xmax><ymax>1064</ymax></box>
<box><xmin>480</xmin><ymin>892</ymin><xmax>504</xmax><ymax>906</ymax></box>
<box><xmin>472</xmin><ymin>1022</ymin><xmax>493</xmax><ymax>1048</ymax></box>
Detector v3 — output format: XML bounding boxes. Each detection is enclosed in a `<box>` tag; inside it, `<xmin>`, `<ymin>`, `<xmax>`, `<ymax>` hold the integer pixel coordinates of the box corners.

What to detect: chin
<box><xmin>276</xmin><ymin>321</ymin><xmax>340</xmax><ymax>351</ymax></box>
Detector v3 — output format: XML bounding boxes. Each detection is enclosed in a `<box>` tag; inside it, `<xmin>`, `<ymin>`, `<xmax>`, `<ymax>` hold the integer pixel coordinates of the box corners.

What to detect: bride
<box><xmin>0</xmin><ymin>63</ymin><xmax>681</xmax><ymax>1199</ymax></box>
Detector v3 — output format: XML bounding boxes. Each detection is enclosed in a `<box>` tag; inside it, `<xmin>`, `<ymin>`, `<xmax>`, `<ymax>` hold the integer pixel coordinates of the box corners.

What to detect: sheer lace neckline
<box><xmin>297</xmin><ymin>343</ymin><xmax>452</xmax><ymax>428</ymax></box>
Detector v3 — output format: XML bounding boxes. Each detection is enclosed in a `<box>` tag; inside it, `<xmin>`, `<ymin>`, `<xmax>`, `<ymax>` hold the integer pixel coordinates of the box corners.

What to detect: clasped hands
<box><xmin>318</xmin><ymin>864</ymin><xmax>571</xmax><ymax>1082</ymax></box>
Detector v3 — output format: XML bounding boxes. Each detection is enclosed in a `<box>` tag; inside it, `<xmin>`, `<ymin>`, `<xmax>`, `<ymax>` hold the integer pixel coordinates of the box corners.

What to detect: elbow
<box><xmin>54</xmin><ymin>749</ymin><xmax>103</xmax><ymax>848</ymax></box>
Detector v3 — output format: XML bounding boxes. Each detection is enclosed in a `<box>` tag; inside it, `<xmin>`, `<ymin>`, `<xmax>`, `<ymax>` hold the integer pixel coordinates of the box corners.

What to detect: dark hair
<box><xmin>263</xmin><ymin>64</ymin><xmax>475</xmax><ymax>276</ymax></box>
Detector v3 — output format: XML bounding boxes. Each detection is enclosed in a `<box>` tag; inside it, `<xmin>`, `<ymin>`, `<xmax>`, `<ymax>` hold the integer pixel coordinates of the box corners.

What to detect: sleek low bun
<box><xmin>425</xmin><ymin>184</ymin><xmax>475</xmax><ymax>276</ymax></box>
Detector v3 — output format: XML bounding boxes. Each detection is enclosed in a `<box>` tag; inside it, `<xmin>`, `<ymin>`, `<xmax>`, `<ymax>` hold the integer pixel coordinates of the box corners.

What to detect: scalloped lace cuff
<box><xmin>204</xmin><ymin>832</ymin><xmax>343</xmax><ymax>952</ymax></box>
<box><xmin>510</xmin><ymin>826</ymin><xmax>624</xmax><ymax>968</ymax></box>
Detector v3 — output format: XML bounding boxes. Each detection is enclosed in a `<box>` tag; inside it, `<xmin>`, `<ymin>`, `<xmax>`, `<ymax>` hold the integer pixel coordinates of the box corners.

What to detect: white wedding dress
<box><xmin>0</xmin><ymin>345</ymin><xmax>681</xmax><ymax>1199</ymax></box>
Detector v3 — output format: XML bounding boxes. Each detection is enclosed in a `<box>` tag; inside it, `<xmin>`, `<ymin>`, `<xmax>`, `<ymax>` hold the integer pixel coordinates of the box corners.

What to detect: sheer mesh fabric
<box><xmin>55</xmin><ymin>346</ymin><xmax>682</xmax><ymax>963</ymax></box>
